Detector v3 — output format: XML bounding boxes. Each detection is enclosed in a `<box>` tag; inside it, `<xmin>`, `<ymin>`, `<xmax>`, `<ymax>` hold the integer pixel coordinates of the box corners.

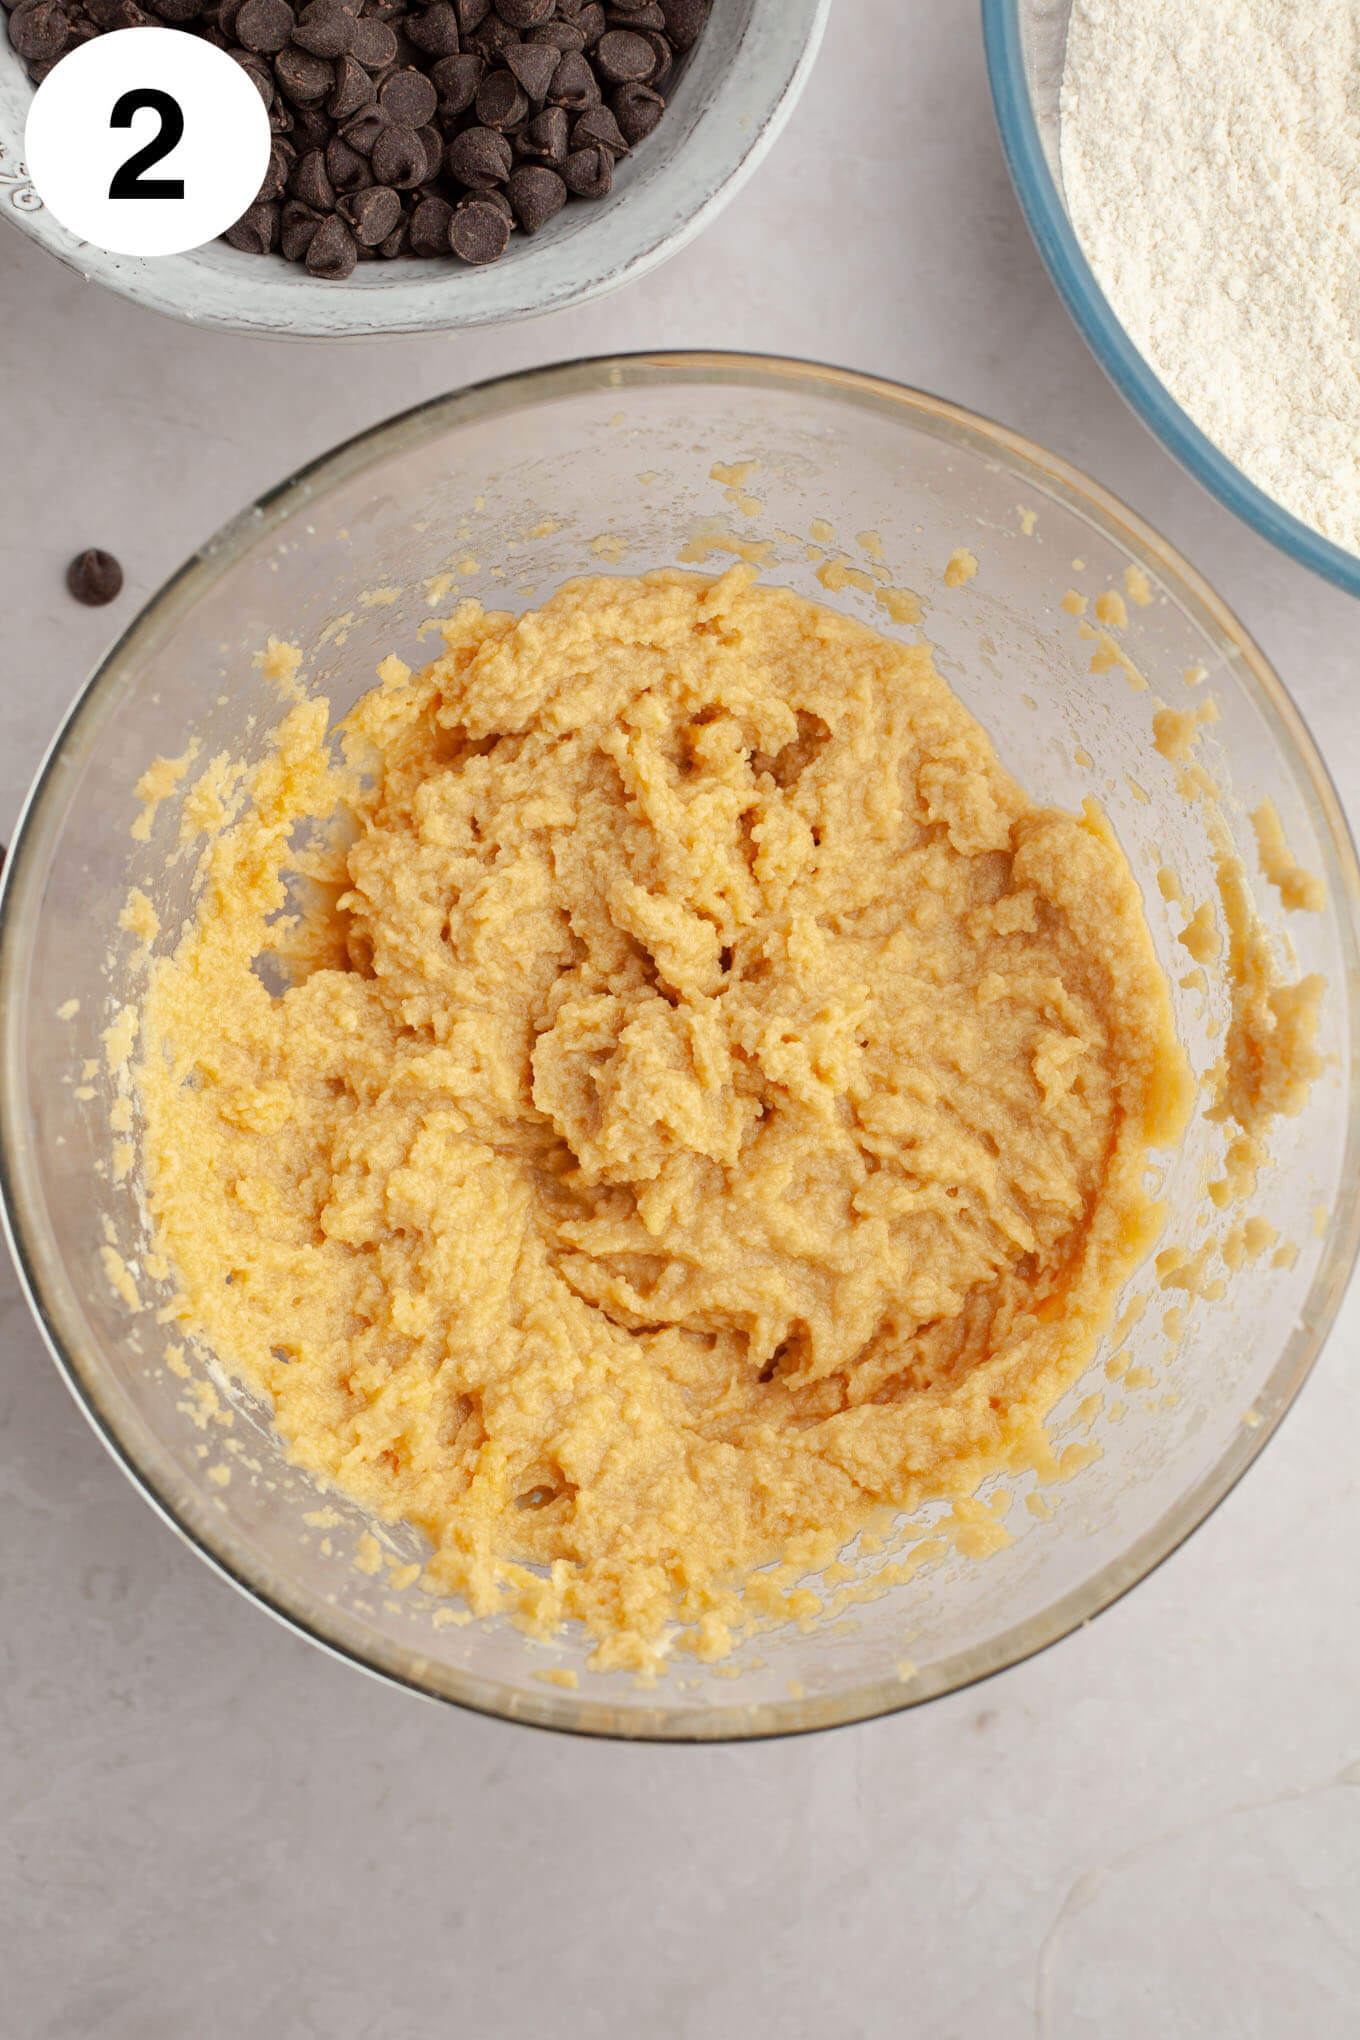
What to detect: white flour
<box><xmin>1060</xmin><ymin>0</ymin><xmax>1360</xmax><ymax>558</ymax></box>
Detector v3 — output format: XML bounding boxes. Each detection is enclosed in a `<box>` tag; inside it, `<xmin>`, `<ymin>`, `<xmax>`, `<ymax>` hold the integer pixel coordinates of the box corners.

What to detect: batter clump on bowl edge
<box><xmin>136</xmin><ymin>566</ymin><xmax>1193</xmax><ymax>1669</ymax></box>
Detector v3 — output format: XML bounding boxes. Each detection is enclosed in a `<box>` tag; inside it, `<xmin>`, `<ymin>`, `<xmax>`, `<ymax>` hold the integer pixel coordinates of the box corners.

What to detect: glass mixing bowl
<box><xmin>1</xmin><ymin>354</ymin><xmax>1356</xmax><ymax>1739</ymax></box>
<box><xmin>982</xmin><ymin>0</ymin><xmax>1360</xmax><ymax>602</ymax></box>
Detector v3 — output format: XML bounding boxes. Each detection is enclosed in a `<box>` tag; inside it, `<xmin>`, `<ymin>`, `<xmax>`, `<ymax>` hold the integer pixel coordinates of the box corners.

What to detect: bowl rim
<box><xmin>981</xmin><ymin>0</ymin><xmax>1360</xmax><ymax>603</ymax></box>
<box><xmin>0</xmin><ymin>0</ymin><xmax>829</xmax><ymax>339</ymax></box>
<box><xmin>2</xmin><ymin>349</ymin><xmax>1358</xmax><ymax>1742</ymax></box>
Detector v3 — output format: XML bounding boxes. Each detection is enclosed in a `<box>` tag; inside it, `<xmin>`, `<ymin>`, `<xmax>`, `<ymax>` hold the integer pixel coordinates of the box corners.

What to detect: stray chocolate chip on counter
<box><xmin>66</xmin><ymin>549</ymin><xmax>124</xmax><ymax>607</ymax></box>
<box><xmin>6</xmin><ymin>0</ymin><xmax>711</xmax><ymax>276</ymax></box>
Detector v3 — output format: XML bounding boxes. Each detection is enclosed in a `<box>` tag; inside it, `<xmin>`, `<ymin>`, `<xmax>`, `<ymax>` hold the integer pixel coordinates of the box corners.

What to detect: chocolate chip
<box><xmin>449</xmin><ymin>194</ymin><xmax>510</xmax><ymax>262</ymax></box>
<box><xmin>502</xmin><ymin>36</ymin><xmax>556</xmax><ymax>102</ymax></box>
<box><xmin>235</xmin><ymin>0</ymin><xmax>292</xmax><ymax>48</ymax></box>
<box><xmin>349</xmin><ymin>13</ymin><xmax>396</xmax><ymax>63</ymax></box>
<box><xmin>452</xmin><ymin>0</ymin><xmax>486</xmax><ymax>28</ymax></box>
<box><xmin>507</xmin><ymin>161</ymin><xmax>565</xmax><ymax>232</ymax></box>
<box><xmin>325</xmin><ymin>135</ymin><xmax>372</xmax><ymax>190</ymax></box>
<box><xmin>413</xmin><ymin>123</ymin><xmax>440</xmax><ymax>177</ymax></box>
<box><xmin>327</xmin><ymin>50</ymin><xmax>374</xmax><ymax>116</ymax></box>
<box><xmin>225</xmin><ymin>198</ymin><xmax>281</xmax><ymax>251</ymax></box>
<box><xmin>371</xmin><ymin>121</ymin><xmax>426</xmax><ymax>186</ymax></box>
<box><xmin>290</xmin><ymin>100</ymin><xmax>333</xmax><ymax>147</ymax></box>
<box><xmin>150</xmin><ymin>0</ymin><xmax>205</xmax><ymax>18</ymax></box>
<box><xmin>562</xmin><ymin>141</ymin><xmax>610</xmax><ymax>197</ymax></box>
<box><xmin>280</xmin><ymin>197</ymin><xmax>323</xmax><ymax>258</ymax></box>
<box><xmin>9</xmin><ymin>0</ymin><xmax>71</xmax><ymax>61</ymax></box>
<box><xmin>339</xmin><ymin>181</ymin><xmax>401</xmax><ymax>241</ymax></box>
<box><xmin>379</xmin><ymin>63</ymin><xmax>436</xmax><ymax>123</ymax></box>
<box><xmin>305</xmin><ymin>212</ymin><xmax>358</xmax><ymax>276</ymax></box>
<box><xmin>340</xmin><ymin>104</ymin><xmax>390</xmax><ymax>153</ymax></box>
<box><xmin>467</xmin><ymin>10</ymin><xmax>515</xmax><ymax>57</ymax></box>
<box><xmin>467</xmin><ymin>186</ymin><xmax>513</xmax><ymax>219</ymax></box>
<box><xmin>446</xmin><ymin>122</ymin><xmax>511</xmax><ymax>186</ymax></box>
<box><xmin>274</xmin><ymin>42</ymin><xmax>333</xmax><ymax>100</ymax></box>
<box><xmin>404</xmin><ymin>0</ymin><xmax>456</xmax><ymax>50</ymax></box>
<box><xmin>494</xmin><ymin>0</ymin><xmax>550</xmax><ymax>22</ymax></box>
<box><xmin>475</xmin><ymin>66</ymin><xmax>527</xmax><ymax>129</ymax></box>
<box><xmin>292</xmin><ymin>0</ymin><xmax>355</xmax><ymax>53</ymax></box>
<box><xmin>571</xmin><ymin>103</ymin><xmax>627</xmax><ymax>155</ymax></box>
<box><xmin>289</xmin><ymin>146</ymin><xmax>335</xmax><ymax>208</ymax></box>
<box><xmin>574</xmin><ymin>1</ymin><xmax>604</xmax><ymax>43</ymax></box>
<box><xmin>377</xmin><ymin>217</ymin><xmax>409</xmax><ymax>256</ymax></box>
<box><xmin>610</xmin><ymin>78</ymin><xmax>661</xmax><ymax>143</ymax></box>
<box><xmin>517</xmin><ymin>102</ymin><xmax>568</xmax><ymax>162</ymax></box>
<box><xmin>231</xmin><ymin>48</ymin><xmax>277</xmax><ymax>103</ymax></box>
<box><xmin>66</xmin><ymin>549</ymin><xmax>123</xmax><ymax>606</ymax></box>
<box><xmin>525</xmin><ymin>19</ymin><xmax>582</xmax><ymax>52</ymax></box>
<box><xmin>408</xmin><ymin>191</ymin><xmax>454</xmax><ymax>252</ymax></box>
<box><xmin>658</xmin><ymin>0</ymin><xmax>703</xmax><ymax>49</ymax></box>
<box><xmin>547</xmin><ymin>49</ymin><xmax>599</xmax><ymax>109</ymax></box>
<box><xmin>638</xmin><ymin>28</ymin><xmax>671</xmax><ymax>88</ymax></box>
<box><xmin>594</xmin><ymin>26</ymin><xmax>653</xmax><ymax>82</ymax></box>
<box><xmin>430</xmin><ymin>49</ymin><xmax>482</xmax><ymax>112</ymax></box>
<box><xmin>257</xmin><ymin>137</ymin><xmax>296</xmax><ymax>199</ymax></box>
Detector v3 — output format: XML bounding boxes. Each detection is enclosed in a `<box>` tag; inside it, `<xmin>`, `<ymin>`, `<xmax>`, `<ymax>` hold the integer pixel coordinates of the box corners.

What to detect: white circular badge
<box><xmin>24</xmin><ymin>28</ymin><xmax>272</xmax><ymax>258</ymax></box>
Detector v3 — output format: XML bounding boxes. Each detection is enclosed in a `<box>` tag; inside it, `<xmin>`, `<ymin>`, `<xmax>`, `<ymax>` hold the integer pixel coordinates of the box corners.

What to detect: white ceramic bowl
<box><xmin>0</xmin><ymin>1</ymin><xmax>827</xmax><ymax>337</ymax></box>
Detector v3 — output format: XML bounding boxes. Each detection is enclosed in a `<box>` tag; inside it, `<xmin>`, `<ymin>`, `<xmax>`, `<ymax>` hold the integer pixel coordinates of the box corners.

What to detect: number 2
<box><xmin>108</xmin><ymin>89</ymin><xmax>185</xmax><ymax>201</ymax></box>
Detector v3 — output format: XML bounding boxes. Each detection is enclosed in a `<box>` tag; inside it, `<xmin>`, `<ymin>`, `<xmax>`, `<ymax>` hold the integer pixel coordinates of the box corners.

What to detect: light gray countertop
<box><xmin>1</xmin><ymin>5</ymin><xmax>1357</xmax><ymax>2035</ymax></box>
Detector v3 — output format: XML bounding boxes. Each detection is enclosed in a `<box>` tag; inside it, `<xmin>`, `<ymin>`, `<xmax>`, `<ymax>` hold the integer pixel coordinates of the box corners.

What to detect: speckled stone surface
<box><xmin>1</xmin><ymin>5</ymin><xmax>1357</xmax><ymax>2034</ymax></box>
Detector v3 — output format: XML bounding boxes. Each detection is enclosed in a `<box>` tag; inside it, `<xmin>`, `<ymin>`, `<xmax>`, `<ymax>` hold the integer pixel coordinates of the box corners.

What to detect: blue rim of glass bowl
<box><xmin>981</xmin><ymin>0</ymin><xmax>1360</xmax><ymax>603</ymax></box>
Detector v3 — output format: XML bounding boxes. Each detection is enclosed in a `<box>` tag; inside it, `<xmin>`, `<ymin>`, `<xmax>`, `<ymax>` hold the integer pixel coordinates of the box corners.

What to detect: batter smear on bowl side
<box><xmin>136</xmin><ymin>568</ymin><xmax>1192</xmax><ymax>1667</ymax></box>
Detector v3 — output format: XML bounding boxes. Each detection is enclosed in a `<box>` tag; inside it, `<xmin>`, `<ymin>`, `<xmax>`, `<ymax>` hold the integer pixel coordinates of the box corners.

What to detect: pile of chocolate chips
<box><xmin>4</xmin><ymin>0</ymin><xmax>709</xmax><ymax>277</ymax></box>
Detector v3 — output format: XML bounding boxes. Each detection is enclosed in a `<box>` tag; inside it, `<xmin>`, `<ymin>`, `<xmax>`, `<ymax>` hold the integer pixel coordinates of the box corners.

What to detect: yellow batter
<box><xmin>138</xmin><ymin>568</ymin><xmax>1192</xmax><ymax>1666</ymax></box>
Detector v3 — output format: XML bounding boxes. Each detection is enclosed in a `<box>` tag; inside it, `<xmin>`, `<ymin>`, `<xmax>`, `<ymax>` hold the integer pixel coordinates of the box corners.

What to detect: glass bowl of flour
<box><xmin>983</xmin><ymin>0</ymin><xmax>1360</xmax><ymax>600</ymax></box>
